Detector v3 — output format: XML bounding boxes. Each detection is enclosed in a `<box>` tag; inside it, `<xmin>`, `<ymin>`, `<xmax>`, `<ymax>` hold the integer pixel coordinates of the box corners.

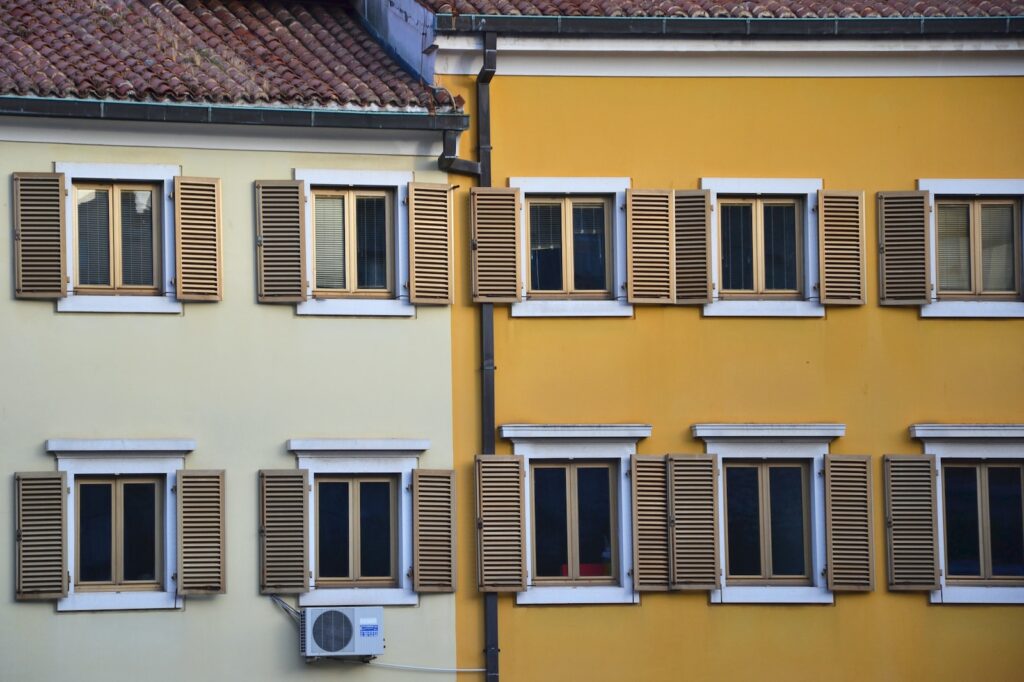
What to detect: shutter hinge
<box><xmin>470</xmin><ymin>239</ymin><xmax>478</xmax><ymax>251</ymax></box>
<box><xmin>309</xmin><ymin>484</ymin><xmax>312</xmax><ymax>492</ymax></box>
<box><xmin>171</xmin><ymin>485</ymin><xmax>177</xmax><ymax>493</ymax></box>
<box><xmin>885</xmin><ymin>516</ymin><xmax>893</xmax><ymax>529</ymax></box>
<box><xmin>258</xmin><ymin>526</ymin><xmax>266</xmax><ymax>536</ymax></box>
<box><xmin>256</xmin><ymin>236</ymin><xmax>264</xmax><ymax>246</ymax></box>
<box><xmin>12</xmin><ymin>229</ymin><xmax>20</xmax><ymax>241</ymax></box>
<box><xmin>627</xmin><ymin>569</ymin><xmax>633</xmax><ymax>577</ymax></box>
<box><xmin>405</xmin><ymin>484</ymin><xmax>411</xmax><ymax>493</ymax></box>
<box><xmin>821</xmin><ymin>567</ymin><xmax>828</xmax><ymax>578</ymax></box>
<box><xmin>476</xmin><ymin>517</ymin><xmax>483</xmax><ymax>530</ymax></box>
<box><xmin>668</xmin><ymin>515</ymin><xmax>676</xmax><ymax>527</ymax></box>
<box><xmin>625</xmin><ymin>467</ymin><xmax>631</xmax><ymax>479</ymax></box>
<box><xmin>15</xmin><ymin>529</ymin><xmax>22</xmax><ymax>541</ymax></box>
<box><xmin>172</xmin><ymin>572</ymin><xmax>177</xmax><ymax>581</ymax></box>
<box><xmin>818</xmin><ymin>469</ymin><xmax>824</xmax><ymax>478</ymax></box>
<box><xmin>309</xmin><ymin>571</ymin><xmax>313</xmax><ymax>579</ymax></box>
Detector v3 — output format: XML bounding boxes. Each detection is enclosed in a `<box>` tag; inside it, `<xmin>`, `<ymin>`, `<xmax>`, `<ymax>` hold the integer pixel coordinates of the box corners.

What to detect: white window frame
<box><xmin>499</xmin><ymin>423</ymin><xmax>651</xmax><ymax>605</ymax></box>
<box><xmin>293</xmin><ymin>169</ymin><xmax>415</xmax><ymax>317</ymax></box>
<box><xmin>918</xmin><ymin>179</ymin><xmax>1024</xmax><ymax>318</ymax></box>
<box><xmin>55</xmin><ymin>162</ymin><xmax>182</xmax><ymax>314</ymax></box>
<box><xmin>288</xmin><ymin>439</ymin><xmax>430</xmax><ymax>606</ymax></box>
<box><xmin>46</xmin><ymin>438</ymin><xmax>195</xmax><ymax>611</ymax></box>
<box><xmin>910</xmin><ymin>423</ymin><xmax>1024</xmax><ymax>604</ymax></box>
<box><xmin>692</xmin><ymin>423</ymin><xmax>845</xmax><ymax>604</ymax></box>
<box><xmin>700</xmin><ymin>178</ymin><xmax>824</xmax><ymax>318</ymax></box>
<box><xmin>509</xmin><ymin>177</ymin><xmax>633</xmax><ymax>318</ymax></box>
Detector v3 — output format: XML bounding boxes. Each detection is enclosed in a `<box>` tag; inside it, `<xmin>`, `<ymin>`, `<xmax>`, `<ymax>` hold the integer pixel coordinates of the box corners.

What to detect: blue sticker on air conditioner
<box><xmin>360</xmin><ymin>624</ymin><xmax>379</xmax><ymax>638</ymax></box>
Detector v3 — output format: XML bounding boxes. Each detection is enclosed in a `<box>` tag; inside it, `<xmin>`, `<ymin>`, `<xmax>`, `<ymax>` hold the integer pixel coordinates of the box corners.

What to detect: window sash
<box><xmin>718</xmin><ymin>197</ymin><xmax>803</xmax><ymax>298</ymax></box>
<box><xmin>936</xmin><ymin>198</ymin><xmax>1021</xmax><ymax>298</ymax></box>
<box><xmin>526</xmin><ymin>196</ymin><xmax>612</xmax><ymax>298</ymax></box>
<box><xmin>311</xmin><ymin>189</ymin><xmax>394</xmax><ymax>298</ymax></box>
<box><xmin>314</xmin><ymin>475</ymin><xmax>398</xmax><ymax>588</ymax></box>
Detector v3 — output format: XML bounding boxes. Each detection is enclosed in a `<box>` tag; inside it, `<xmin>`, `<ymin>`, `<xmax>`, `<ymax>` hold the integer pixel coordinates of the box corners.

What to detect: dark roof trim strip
<box><xmin>0</xmin><ymin>97</ymin><xmax>469</xmax><ymax>132</ymax></box>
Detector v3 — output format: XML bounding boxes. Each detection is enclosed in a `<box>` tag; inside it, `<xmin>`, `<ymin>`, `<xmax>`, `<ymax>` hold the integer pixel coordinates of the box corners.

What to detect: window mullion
<box><xmin>979</xmin><ymin>465</ymin><xmax>993</xmax><ymax>580</ymax></box>
<box><xmin>567</xmin><ymin>463</ymin><xmax>578</xmax><ymax>581</ymax></box>
<box><xmin>562</xmin><ymin>198</ymin><xmax>573</xmax><ymax>296</ymax></box>
<box><xmin>760</xmin><ymin>463</ymin><xmax>771</xmax><ymax>580</ymax></box>
<box><xmin>351</xmin><ymin>478</ymin><xmax>360</xmax><ymax>582</ymax></box>
<box><xmin>972</xmin><ymin>202</ymin><xmax>982</xmax><ymax>295</ymax></box>
<box><xmin>113</xmin><ymin>479</ymin><xmax>123</xmax><ymax>586</ymax></box>
<box><xmin>110</xmin><ymin>184</ymin><xmax>120</xmax><ymax>291</ymax></box>
<box><xmin>346</xmin><ymin>191</ymin><xmax>357</xmax><ymax>294</ymax></box>
<box><xmin>754</xmin><ymin>199</ymin><xmax>765</xmax><ymax>295</ymax></box>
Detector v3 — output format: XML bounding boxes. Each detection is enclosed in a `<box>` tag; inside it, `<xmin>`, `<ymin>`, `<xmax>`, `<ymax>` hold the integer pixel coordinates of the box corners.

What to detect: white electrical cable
<box><xmin>367</xmin><ymin>662</ymin><xmax>487</xmax><ymax>674</ymax></box>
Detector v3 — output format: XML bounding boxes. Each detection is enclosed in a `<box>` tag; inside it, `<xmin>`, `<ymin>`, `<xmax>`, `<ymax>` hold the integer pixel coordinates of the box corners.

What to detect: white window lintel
<box><xmin>910</xmin><ymin>423</ymin><xmax>1024</xmax><ymax>441</ymax></box>
<box><xmin>691</xmin><ymin>423</ymin><xmax>845</xmax><ymax>440</ymax></box>
<box><xmin>47</xmin><ymin>439</ymin><xmax>195</xmax><ymax>455</ymax></box>
<box><xmin>499</xmin><ymin>423</ymin><xmax>652</xmax><ymax>442</ymax></box>
<box><xmin>287</xmin><ymin>438</ymin><xmax>429</xmax><ymax>457</ymax></box>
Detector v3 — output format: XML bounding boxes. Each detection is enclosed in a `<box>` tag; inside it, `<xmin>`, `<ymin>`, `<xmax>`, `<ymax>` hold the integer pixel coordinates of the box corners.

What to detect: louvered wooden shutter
<box><xmin>15</xmin><ymin>471</ymin><xmax>67</xmax><ymax>600</ymax></box>
<box><xmin>409</xmin><ymin>182</ymin><xmax>453</xmax><ymax>304</ymax></box>
<box><xmin>255</xmin><ymin>181</ymin><xmax>306</xmax><ymax>303</ymax></box>
<box><xmin>631</xmin><ymin>455</ymin><xmax>669</xmax><ymax>591</ymax></box>
<box><xmin>13</xmin><ymin>172</ymin><xmax>66</xmax><ymax>299</ymax></box>
<box><xmin>668</xmin><ymin>455</ymin><xmax>719</xmax><ymax>590</ymax></box>
<box><xmin>818</xmin><ymin>191</ymin><xmax>866</xmax><ymax>305</ymax></box>
<box><xmin>825</xmin><ymin>455</ymin><xmax>874</xmax><ymax>591</ymax></box>
<box><xmin>627</xmin><ymin>190</ymin><xmax>674</xmax><ymax>303</ymax></box>
<box><xmin>878</xmin><ymin>191</ymin><xmax>930</xmax><ymax>305</ymax></box>
<box><xmin>177</xmin><ymin>470</ymin><xmax>226</xmax><ymax>595</ymax></box>
<box><xmin>472</xmin><ymin>187</ymin><xmax>521</xmax><ymax>303</ymax></box>
<box><xmin>476</xmin><ymin>456</ymin><xmax>525</xmax><ymax>592</ymax></box>
<box><xmin>413</xmin><ymin>469</ymin><xmax>456</xmax><ymax>593</ymax></box>
<box><xmin>674</xmin><ymin>190</ymin><xmax>712</xmax><ymax>304</ymax></box>
<box><xmin>884</xmin><ymin>455</ymin><xmax>939</xmax><ymax>591</ymax></box>
<box><xmin>175</xmin><ymin>177</ymin><xmax>222</xmax><ymax>302</ymax></box>
<box><xmin>259</xmin><ymin>469</ymin><xmax>308</xmax><ymax>594</ymax></box>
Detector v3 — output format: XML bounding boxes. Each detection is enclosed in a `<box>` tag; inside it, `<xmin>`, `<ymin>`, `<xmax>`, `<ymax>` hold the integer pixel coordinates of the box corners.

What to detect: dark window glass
<box><xmin>79</xmin><ymin>483</ymin><xmax>113</xmax><ymax>582</ymax></box>
<box><xmin>768</xmin><ymin>466</ymin><xmax>806</xmax><ymax>576</ymax></box>
<box><xmin>122</xmin><ymin>482</ymin><xmax>157</xmax><ymax>581</ymax></box>
<box><xmin>534</xmin><ymin>467</ymin><xmax>568</xmax><ymax>577</ymax></box>
<box><xmin>359</xmin><ymin>482</ymin><xmax>392</xmax><ymax>578</ymax></box>
<box><xmin>576</xmin><ymin>467</ymin><xmax>612</xmax><ymax>577</ymax></box>
<box><xmin>530</xmin><ymin>204</ymin><xmax>563</xmax><ymax>291</ymax></box>
<box><xmin>763</xmin><ymin>204</ymin><xmax>798</xmax><ymax>291</ymax></box>
<box><xmin>77</xmin><ymin>188</ymin><xmax>111</xmax><ymax>286</ymax></box>
<box><xmin>988</xmin><ymin>467</ymin><xmax>1024</xmax><ymax>577</ymax></box>
<box><xmin>318</xmin><ymin>482</ymin><xmax>350</xmax><ymax>578</ymax></box>
<box><xmin>356</xmin><ymin>196</ymin><xmax>388</xmax><ymax>289</ymax></box>
<box><xmin>120</xmin><ymin>189</ymin><xmax>155</xmax><ymax>287</ymax></box>
<box><xmin>726</xmin><ymin>467</ymin><xmax>761</xmax><ymax>576</ymax></box>
<box><xmin>572</xmin><ymin>204</ymin><xmax>607</xmax><ymax>291</ymax></box>
<box><xmin>721</xmin><ymin>204</ymin><xmax>753</xmax><ymax>290</ymax></box>
<box><xmin>944</xmin><ymin>467</ymin><xmax>981</xmax><ymax>576</ymax></box>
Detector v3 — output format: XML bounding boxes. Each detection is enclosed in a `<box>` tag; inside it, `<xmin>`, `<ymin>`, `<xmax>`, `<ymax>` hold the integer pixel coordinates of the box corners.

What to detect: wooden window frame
<box><xmin>935</xmin><ymin>198</ymin><xmax>1021</xmax><ymax>300</ymax></box>
<box><xmin>311</xmin><ymin>188</ymin><xmax>395</xmax><ymax>299</ymax></box>
<box><xmin>74</xmin><ymin>476</ymin><xmax>163</xmax><ymax>592</ymax></box>
<box><xmin>718</xmin><ymin>196</ymin><xmax>803</xmax><ymax>299</ymax></box>
<box><xmin>314</xmin><ymin>475</ymin><xmax>399</xmax><ymax>589</ymax></box>
<box><xmin>526</xmin><ymin>195</ymin><xmax>613</xmax><ymax>300</ymax></box>
<box><xmin>723</xmin><ymin>460</ymin><xmax>813</xmax><ymax>586</ymax></box>
<box><xmin>73</xmin><ymin>182</ymin><xmax>162</xmax><ymax>296</ymax></box>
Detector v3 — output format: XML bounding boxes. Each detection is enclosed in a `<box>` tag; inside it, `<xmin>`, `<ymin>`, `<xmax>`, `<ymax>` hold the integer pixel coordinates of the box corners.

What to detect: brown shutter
<box><xmin>475</xmin><ymin>456</ymin><xmax>525</xmax><ymax>592</ymax></box>
<box><xmin>177</xmin><ymin>469</ymin><xmax>226</xmax><ymax>595</ymax></box>
<box><xmin>884</xmin><ymin>455</ymin><xmax>939</xmax><ymax>591</ymax></box>
<box><xmin>631</xmin><ymin>455</ymin><xmax>669</xmax><ymax>591</ymax></box>
<box><xmin>175</xmin><ymin>177</ymin><xmax>222</xmax><ymax>302</ymax></box>
<box><xmin>674</xmin><ymin>190</ymin><xmax>712</xmax><ymax>304</ymax></box>
<box><xmin>13</xmin><ymin>172</ymin><xmax>66</xmax><ymax>299</ymax></box>
<box><xmin>409</xmin><ymin>182</ymin><xmax>453</xmax><ymax>304</ymax></box>
<box><xmin>259</xmin><ymin>469</ymin><xmax>308</xmax><ymax>594</ymax></box>
<box><xmin>825</xmin><ymin>455</ymin><xmax>874</xmax><ymax>591</ymax></box>
<box><xmin>255</xmin><ymin>181</ymin><xmax>306</xmax><ymax>303</ymax></box>
<box><xmin>413</xmin><ymin>469</ymin><xmax>456</xmax><ymax>593</ymax></box>
<box><xmin>818</xmin><ymin>190</ymin><xmax>866</xmax><ymax>305</ymax></box>
<box><xmin>878</xmin><ymin>191</ymin><xmax>931</xmax><ymax>305</ymax></box>
<box><xmin>668</xmin><ymin>455</ymin><xmax>720</xmax><ymax>590</ymax></box>
<box><xmin>15</xmin><ymin>471</ymin><xmax>67</xmax><ymax>600</ymax></box>
<box><xmin>471</xmin><ymin>187</ymin><xmax>521</xmax><ymax>303</ymax></box>
<box><xmin>627</xmin><ymin>190</ymin><xmax>675</xmax><ymax>303</ymax></box>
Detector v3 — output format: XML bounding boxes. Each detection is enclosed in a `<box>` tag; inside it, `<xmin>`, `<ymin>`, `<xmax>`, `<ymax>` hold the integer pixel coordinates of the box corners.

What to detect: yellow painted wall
<box><xmin>443</xmin><ymin>75</ymin><xmax>1024</xmax><ymax>681</ymax></box>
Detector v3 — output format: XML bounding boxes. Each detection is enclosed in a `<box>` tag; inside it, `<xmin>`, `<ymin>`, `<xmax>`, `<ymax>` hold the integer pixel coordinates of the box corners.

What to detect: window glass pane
<box><xmin>768</xmin><ymin>466</ymin><xmax>806</xmax><ymax>576</ymax></box>
<box><xmin>77</xmin><ymin>188</ymin><xmax>111</xmax><ymax>286</ymax></box>
<box><xmin>937</xmin><ymin>204</ymin><xmax>971</xmax><ymax>291</ymax></box>
<box><xmin>576</xmin><ymin>466</ymin><xmax>613</xmax><ymax>577</ymax></box>
<box><xmin>726</xmin><ymin>466</ymin><xmax>761</xmax><ymax>576</ymax></box>
<box><xmin>79</xmin><ymin>483</ymin><xmax>112</xmax><ymax>582</ymax></box>
<box><xmin>988</xmin><ymin>467</ymin><xmax>1024</xmax><ymax>577</ymax></box>
<box><xmin>356</xmin><ymin>196</ymin><xmax>388</xmax><ymax>290</ymax></box>
<box><xmin>721</xmin><ymin>204</ymin><xmax>754</xmax><ymax>290</ymax></box>
<box><xmin>122</xmin><ymin>482</ymin><xmax>157</xmax><ymax>582</ymax></box>
<box><xmin>763</xmin><ymin>204</ymin><xmax>798</xmax><ymax>291</ymax></box>
<box><xmin>533</xmin><ymin>467</ymin><xmax>568</xmax><ymax>577</ymax></box>
<box><xmin>359</xmin><ymin>481</ymin><xmax>392</xmax><ymax>578</ymax></box>
<box><xmin>944</xmin><ymin>467</ymin><xmax>981</xmax><ymax>576</ymax></box>
<box><xmin>315</xmin><ymin>195</ymin><xmax>346</xmax><ymax>289</ymax></box>
<box><xmin>530</xmin><ymin>204</ymin><xmax>563</xmax><ymax>291</ymax></box>
<box><xmin>318</xmin><ymin>482</ymin><xmax>350</xmax><ymax>578</ymax></box>
<box><xmin>120</xmin><ymin>189</ymin><xmax>155</xmax><ymax>287</ymax></box>
<box><xmin>572</xmin><ymin>203</ymin><xmax>607</xmax><ymax>291</ymax></box>
<box><xmin>981</xmin><ymin>204</ymin><xmax>1016</xmax><ymax>292</ymax></box>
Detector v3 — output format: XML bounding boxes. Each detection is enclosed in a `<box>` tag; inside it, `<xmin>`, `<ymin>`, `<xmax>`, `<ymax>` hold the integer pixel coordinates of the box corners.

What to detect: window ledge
<box><xmin>692</xmin><ymin>424</ymin><xmax>845</xmax><ymax>440</ymax></box>
<box><xmin>920</xmin><ymin>301</ymin><xmax>1024</xmax><ymax>318</ymax></box>
<box><xmin>500</xmin><ymin>424</ymin><xmax>652</xmax><ymax>441</ymax></box>
<box><xmin>711</xmin><ymin>585</ymin><xmax>834</xmax><ymax>605</ymax></box>
<box><xmin>702</xmin><ymin>300</ymin><xmax>824</xmax><ymax>318</ymax></box>
<box><xmin>56</xmin><ymin>295</ymin><xmax>182</xmax><ymax>314</ymax></box>
<box><xmin>930</xmin><ymin>586</ymin><xmax>1024</xmax><ymax>605</ymax></box>
<box><xmin>287</xmin><ymin>439</ymin><xmax>430</xmax><ymax>456</ymax></box>
<box><xmin>47</xmin><ymin>439</ymin><xmax>196</xmax><ymax>455</ymax></box>
<box><xmin>296</xmin><ymin>298</ymin><xmax>415</xmax><ymax>317</ymax></box>
<box><xmin>300</xmin><ymin>587</ymin><xmax>418</xmax><ymax>607</ymax></box>
<box><xmin>510</xmin><ymin>299</ymin><xmax>633</xmax><ymax>318</ymax></box>
<box><xmin>58</xmin><ymin>590</ymin><xmax>182</xmax><ymax>612</ymax></box>
<box><xmin>910</xmin><ymin>424</ymin><xmax>1024</xmax><ymax>440</ymax></box>
<box><xmin>516</xmin><ymin>584</ymin><xmax>638</xmax><ymax>606</ymax></box>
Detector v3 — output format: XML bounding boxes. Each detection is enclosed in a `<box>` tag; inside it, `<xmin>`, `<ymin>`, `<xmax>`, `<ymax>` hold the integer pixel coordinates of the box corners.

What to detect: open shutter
<box><xmin>175</xmin><ymin>177</ymin><xmax>222</xmax><ymax>302</ymax></box>
<box><xmin>259</xmin><ymin>469</ymin><xmax>308</xmax><ymax>594</ymax></box>
<box><xmin>472</xmin><ymin>187</ymin><xmax>521</xmax><ymax>303</ymax></box>
<box><xmin>413</xmin><ymin>469</ymin><xmax>456</xmax><ymax>593</ymax></box>
<box><xmin>255</xmin><ymin>181</ymin><xmax>306</xmax><ymax>303</ymax></box>
<box><xmin>818</xmin><ymin>190</ymin><xmax>866</xmax><ymax>305</ymax></box>
<box><xmin>674</xmin><ymin>190</ymin><xmax>712</xmax><ymax>304</ymax></box>
<box><xmin>878</xmin><ymin>191</ymin><xmax>930</xmax><ymax>305</ymax></box>
<box><xmin>627</xmin><ymin>190</ymin><xmax>674</xmax><ymax>303</ymax></box>
<box><xmin>177</xmin><ymin>469</ymin><xmax>226</xmax><ymax>595</ymax></box>
<box><xmin>825</xmin><ymin>455</ymin><xmax>874</xmax><ymax>591</ymax></box>
<box><xmin>668</xmin><ymin>455</ymin><xmax>719</xmax><ymax>590</ymax></box>
<box><xmin>409</xmin><ymin>182</ymin><xmax>453</xmax><ymax>304</ymax></box>
<box><xmin>15</xmin><ymin>471</ymin><xmax>67</xmax><ymax>600</ymax></box>
<box><xmin>476</xmin><ymin>456</ymin><xmax>525</xmax><ymax>592</ymax></box>
<box><xmin>631</xmin><ymin>455</ymin><xmax>669</xmax><ymax>591</ymax></box>
<box><xmin>884</xmin><ymin>455</ymin><xmax>939</xmax><ymax>591</ymax></box>
<box><xmin>13</xmin><ymin>172</ymin><xmax>66</xmax><ymax>299</ymax></box>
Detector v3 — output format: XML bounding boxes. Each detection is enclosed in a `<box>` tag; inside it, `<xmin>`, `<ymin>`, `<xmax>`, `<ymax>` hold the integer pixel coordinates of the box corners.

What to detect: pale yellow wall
<box><xmin>443</xmin><ymin>75</ymin><xmax>1024</xmax><ymax>681</ymax></box>
<box><xmin>0</xmin><ymin>138</ymin><xmax>457</xmax><ymax>682</ymax></box>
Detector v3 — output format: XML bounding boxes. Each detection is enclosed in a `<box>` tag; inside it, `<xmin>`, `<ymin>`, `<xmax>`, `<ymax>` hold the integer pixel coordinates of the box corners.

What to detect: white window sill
<box><xmin>703</xmin><ymin>300</ymin><xmax>824</xmax><ymax>318</ymax></box>
<box><xmin>57</xmin><ymin>295</ymin><xmax>182</xmax><ymax>315</ymax></box>
<box><xmin>299</xmin><ymin>587</ymin><xmax>418</xmax><ymax>607</ymax></box>
<box><xmin>711</xmin><ymin>586</ymin><xmax>834</xmax><ymax>605</ymax></box>
<box><xmin>920</xmin><ymin>301</ymin><xmax>1024</xmax><ymax>318</ymax></box>
<box><xmin>516</xmin><ymin>584</ymin><xmax>638</xmax><ymax>606</ymax></box>
<box><xmin>296</xmin><ymin>298</ymin><xmax>415</xmax><ymax>317</ymax></box>
<box><xmin>930</xmin><ymin>586</ymin><xmax>1024</xmax><ymax>605</ymax></box>
<box><xmin>58</xmin><ymin>590</ymin><xmax>182</xmax><ymax>612</ymax></box>
<box><xmin>510</xmin><ymin>299</ymin><xmax>633</xmax><ymax>318</ymax></box>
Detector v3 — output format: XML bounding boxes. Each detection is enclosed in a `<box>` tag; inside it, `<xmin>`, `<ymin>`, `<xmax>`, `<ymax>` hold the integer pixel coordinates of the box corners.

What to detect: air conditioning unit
<box><xmin>300</xmin><ymin>606</ymin><xmax>385</xmax><ymax>660</ymax></box>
